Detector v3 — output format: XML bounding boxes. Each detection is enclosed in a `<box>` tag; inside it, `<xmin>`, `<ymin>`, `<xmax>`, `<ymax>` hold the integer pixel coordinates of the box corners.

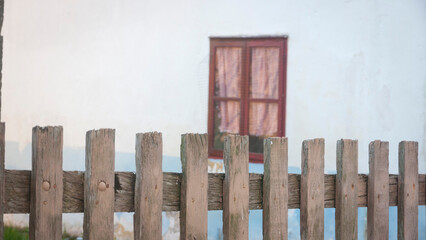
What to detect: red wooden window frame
<box><xmin>207</xmin><ymin>37</ymin><xmax>288</xmax><ymax>163</ymax></box>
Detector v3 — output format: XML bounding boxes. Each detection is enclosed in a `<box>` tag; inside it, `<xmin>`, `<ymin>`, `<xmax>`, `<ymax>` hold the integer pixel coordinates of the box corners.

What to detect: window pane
<box><xmin>213</xmin><ymin>101</ymin><xmax>240</xmax><ymax>150</ymax></box>
<box><xmin>248</xmin><ymin>102</ymin><xmax>278</xmax><ymax>153</ymax></box>
<box><xmin>215</xmin><ymin>47</ymin><xmax>242</xmax><ymax>98</ymax></box>
<box><xmin>250</xmin><ymin>47</ymin><xmax>279</xmax><ymax>99</ymax></box>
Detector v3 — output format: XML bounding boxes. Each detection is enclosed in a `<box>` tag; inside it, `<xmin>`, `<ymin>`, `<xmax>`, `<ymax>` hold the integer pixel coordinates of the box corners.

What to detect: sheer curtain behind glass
<box><xmin>248</xmin><ymin>47</ymin><xmax>279</xmax><ymax>152</ymax></box>
<box><xmin>213</xmin><ymin>47</ymin><xmax>241</xmax><ymax>150</ymax></box>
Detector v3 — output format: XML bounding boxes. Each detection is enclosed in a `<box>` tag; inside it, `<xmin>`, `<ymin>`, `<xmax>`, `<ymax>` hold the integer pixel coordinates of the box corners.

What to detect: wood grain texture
<box><xmin>335</xmin><ymin>140</ymin><xmax>358</xmax><ymax>240</ymax></box>
<box><xmin>300</xmin><ymin>139</ymin><xmax>324</xmax><ymax>240</ymax></box>
<box><xmin>83</xmin><ymin>129</ymin><xmax>115</xmax><ymax>240</ymax></box>
<box><xmin>180</xmin><ymin>134</ymin><xmax>208</xmax><ymax>240</ymax></box>
<box><xmin>263</xmin><ymin>138</ymin><xmax>288</xmax><ymax>240</ymax></box>
<box><xmin>0</xmin><ymin>36</ymin><xmax>2</xmax><ymax>121</ymax></box>
<box><xmin>3</xmin><ymin>171</ymin><xmax>425</xmax><ymax>214</ymax></box>
<box><xmin>398</xmin><ymin>141</ymin><xmax>418</xmax><ymax>240</ymax></box>
<box><xmin>29</xmin><ymin>126</ymin><xmax>63</xmax><ymax>240</ymax></box>
<box><xmin>223</xmin><ymin>135</ymin><xmax>249</xmax><ymax>240</ymax></box>
<box><xmin>134</xmin><ymin>132</ymin><xmax>163</xmax><ymax>240</ymax></box>
<box><xmin>63</xmin><ymin>171</ymin><xmax>84</xmax><ymax>213</ymax></box>
<box><xmin>367</xmin><ymin>140</ymin><xmax>389</xmax><ymax>240</ymax></box>
<box><xmin>0</xmin><ymin>0</ymin><xmax>3</xmax><ymax>119</ymax></box>
<box><xmin>0</xmin><ymin>123</ymin><xmax>4</xmax><ymax>240</ymax></box>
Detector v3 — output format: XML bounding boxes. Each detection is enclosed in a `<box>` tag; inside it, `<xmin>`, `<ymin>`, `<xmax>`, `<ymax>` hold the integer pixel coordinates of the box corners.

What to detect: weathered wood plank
<box><xmin>398</xmin><ymin>141</ymin><xmax>418</xmax><ymax>240</ymax></box>
<box><xmin>300</xmin><ymin>139</ymin><xmax>324</xmax><ymax>240</ymax></box>
<box><xmin>223</xmin><ymin>135</ymin><xmax>249</xmax><ymax>240</ymax></box>
<box><xmin>180</xmin><ymin>134</ymin><xmax>208</xmax><ymax>240</ymax></box>
<box><xmin>134</xmin><ymin>132</ymin><xmax>163</xmax><ymax>240</ymax></box>
<box><xmin>208</xmin><ymin>173</ymin><xmax>223</xmax><ymax>210</ymax></box>
<box><xmin>419</xmin><ymin>174</ymin><xmax>425</xmax><ymax>206</ymax></box>
<box><xmin>83</xmin><ymin>129</ymin><xmax>115</xmax><ymax>240</ymax></box>
<box><xmin>367</xmin><ymin>140</ymin><xmax>389</xmax><ymax>240</ymax></box>
<box><xmin>249</xmin><ymin>173</ymin><xmax>263</xmax><ymax>209</ymax></box>
<box><xmin>29</xmin><ymin>126</ymin><xmax>63</xmax><ymax>239</ymax></box>
<box><xmin>335</xmin><ymin>139</ymin><xmax>358</xmax><ymax>240</ymax></box>
<box><xmin>263</xmin><ymin>137</ymin><xmax>288</xmax><ymax>240</ymax></box>
<box><xmin>0</xmin><ymin>123</ymin><xmax>5</xmax><ymax>239</ymax></box>
<box><xmin>0</xmin><ymin>36</ymin><xmax>2</xmax><ymax>121</ymax></box>
<box><xmin>2</xmin><ymin>171</ymin><xmax>425</xmax><ymax>213</ymax></box>
<box><xmin>63</xmin><ymin>171</ymin><xmax>84</xmax><ymax>213</ymax></box>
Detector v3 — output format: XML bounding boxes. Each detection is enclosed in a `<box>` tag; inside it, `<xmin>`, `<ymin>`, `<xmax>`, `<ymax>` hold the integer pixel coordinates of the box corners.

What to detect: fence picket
<box><xmin>263</xmin><ymin>137</ymin><xmax>288</xmax><ymax>240</ymax></box>
<box><xmin>300</xmin><ymin>139</ymin><xmax>324</xmax><ymax>240</ymax></box>
<box><xmin>83</xmin><ymin>129</ymin><xmax>115</xmax><ymax>240</ymax></box>
<box><xmin>134</xmin><ymin>132</ymin><xmax>163</xmax><ymax>240</ymax></box>
<box><xmin>367</xmin><ymin>140</ymin><xmax>389</xmax><ymax>240</ymax></box>
<box><xmin>335</xmin><ymin>139</ymin><xmax>358</xmax><ymax>240</ymax></box>
<box><xmin>29</xmin><ymin>126</ymin><xmax>63</xmax><ymax>239</ymax></box>
<box><xmin>0</xmin><ymin>127</ymin><xmax>423</xmax><ymax>239</ymax></box>
<box><xmin>398</xmin><ymin>141</ymin><xmax>418</xmax><ymax>240</ymax></box>
<box><xmin>223</xmin><ymin>135</ymin><xmax>249</xmax><ymax>240</ymax></box>
<box><xmin>0</xmin><ymin>123</ymin><xmax>5</xmax><ymax>240</ymax></box>
<box><xmin>180</xmin><ymin>134</ymin><xmax>208</xmax><ymax>240</ymax></box>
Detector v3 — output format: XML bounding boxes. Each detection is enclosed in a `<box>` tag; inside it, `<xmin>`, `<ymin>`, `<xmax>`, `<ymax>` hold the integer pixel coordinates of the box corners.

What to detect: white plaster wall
<box><xmin>2</xmin><ymin>0</ymin><xmax>426</xmax><ymax>173</ymax></box>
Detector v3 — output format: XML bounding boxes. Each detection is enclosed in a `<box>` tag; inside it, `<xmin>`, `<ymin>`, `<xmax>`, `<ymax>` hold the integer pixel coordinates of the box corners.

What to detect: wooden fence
<box><xmin>0</xmin><ymin>125</ymin><xmax>424</xmax><ymax>239</ymax></box>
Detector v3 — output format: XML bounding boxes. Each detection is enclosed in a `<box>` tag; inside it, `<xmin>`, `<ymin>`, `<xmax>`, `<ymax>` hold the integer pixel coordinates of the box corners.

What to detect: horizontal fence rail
<box><xmin>3</xmin><ymin>171</ymin><xmax>425</xmax><ymax>213</ymax></box>
<box><xmin>0</xmin><ymin>125</ymin><xmax>424</xmax><ymax>240</ymax></box>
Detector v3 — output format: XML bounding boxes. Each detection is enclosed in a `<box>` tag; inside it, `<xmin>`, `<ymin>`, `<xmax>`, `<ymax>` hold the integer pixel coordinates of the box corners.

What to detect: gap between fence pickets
<box><xmin>3</xmin><ymin>170</ymin><xmax>426</xmax><ymax>213</ymax></box>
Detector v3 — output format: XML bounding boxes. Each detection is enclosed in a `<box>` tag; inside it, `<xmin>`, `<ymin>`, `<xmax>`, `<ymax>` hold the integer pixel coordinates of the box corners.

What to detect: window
<box><xmin>208</xmin><ymin>37</ymin><xmax>287</xmax><ymax>163</ymax></box>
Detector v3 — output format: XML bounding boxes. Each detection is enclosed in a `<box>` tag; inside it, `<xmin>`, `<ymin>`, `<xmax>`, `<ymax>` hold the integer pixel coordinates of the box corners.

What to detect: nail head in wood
<box><xmin>99</xmin><ymin>181</ymin><xmax>107</xmax><ymax>192</ymax></box>
<box><xmin>42</xmin><ymin>181</ymin><xmax>50</xmax><ymax>191</ymax></box>
<box><xmin>83</xmin><ymin>128</ymin><xmax>115</xmax><ymax>240</ymax></box>
<box><xmin>29</xmin><ymin>126</ymin><xmax>63</xmax><ymax>240</ymax></box>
